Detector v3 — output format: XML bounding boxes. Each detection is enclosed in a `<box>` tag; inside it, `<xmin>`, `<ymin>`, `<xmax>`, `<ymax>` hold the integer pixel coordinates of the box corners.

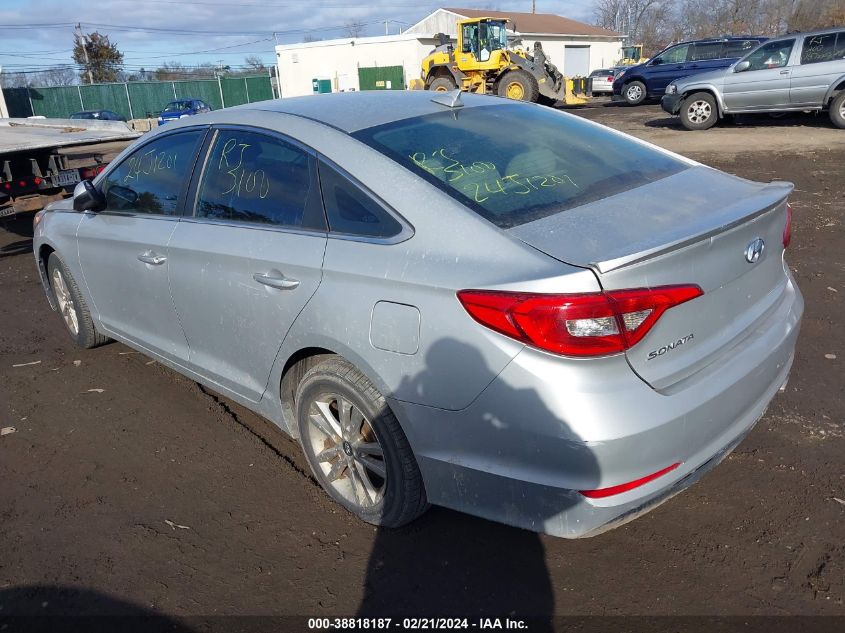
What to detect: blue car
<box><xmin>157</xmin><ymin>98</ymin><xmax>212</xmax><ymax>125</ymax></box>
<box><xmin>613</xmin><ymin>37</ymin><xmax>768</xmax><ymax>105</ymax></box>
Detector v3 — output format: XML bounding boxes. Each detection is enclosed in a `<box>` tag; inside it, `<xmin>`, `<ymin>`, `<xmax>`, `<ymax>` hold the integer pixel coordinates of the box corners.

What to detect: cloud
<box><xmin>0</xmin><ymin>0</ymin><xmax>597</xmax><ymax>71</ymax></box>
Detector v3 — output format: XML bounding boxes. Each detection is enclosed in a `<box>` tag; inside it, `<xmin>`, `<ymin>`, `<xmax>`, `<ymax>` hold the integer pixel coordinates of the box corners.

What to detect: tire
<box><xmin>680</xmin><ymin>92</ymin><xmax>718</xmax><ymax>130</ymax></box>
<box><xmin>47</xmin><ymin>253</ymin><xmax>109</xmax><ymax>349</ymax></box>
<box><xmin>428</xmin><ymin>76</ymin><xmax>456</xmax><ymax>92</ymax></box>
<box><xmin>623</xmin><ymin>80</ymin><xmax>647</xmax><ymax>105</ymax></box>
<box><xmin>296</xmin><ymin>356</ymin><xmax>428</xmax><ymax>528</ymax></box>
<box><xmin>830</xmin><ymin>92</ymin><xmax>845</xmax><ymax>129</ymax></box>
<box><xmin>497</xmin><ymin>69</ymin><xmax>539</xmax><ymax>102</ymax></box>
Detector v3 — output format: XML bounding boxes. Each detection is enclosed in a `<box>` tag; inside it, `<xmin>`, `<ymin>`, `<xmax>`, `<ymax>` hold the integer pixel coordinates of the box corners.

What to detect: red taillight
<box><xmin>18</xmin><ymin>180</ymin><xmax>26</xmax><ymax>187</ymax></box>
<box><xmin>783</xmin><ymin>202</ymin><xmax>792</xmax><ymax>248</ymax></box>
<box><xmin>3</xmin><ymin>183</ymin><xmax>10</xmax><ymax>190</ymax></box>
<box><xmin>457</xmin><ymin>285</ymin><xmax>703</xmax><ymax>357</ymax></box>
<box><xmin>579</xmin><ymin>462</ymin><xmax>682</xmax><ymax>499</ymax></box>
<box><xmin>34</xmin><ymin>177</ymin><xmax>42</xmax><ymax>185</ymax></box>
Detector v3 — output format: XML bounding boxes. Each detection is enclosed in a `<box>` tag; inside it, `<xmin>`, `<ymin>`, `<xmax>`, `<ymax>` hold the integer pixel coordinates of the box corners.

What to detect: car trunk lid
<box><xmin>508</xmin><ymin>166</ymin><xmax>793</xmax><ymax>390</ymax></box>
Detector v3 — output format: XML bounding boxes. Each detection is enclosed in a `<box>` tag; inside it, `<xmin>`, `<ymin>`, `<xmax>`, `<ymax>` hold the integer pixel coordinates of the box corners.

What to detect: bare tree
<box><xmin>302</xmin><ymin>33</ymin><xmax>323</xmax><ymax>42</ymax></box>
<box><xmin>343</xmin><ymin>21</ymin><xmax>367</xmax><ymax>38</ymax></box>
<box><xmin>593</xmin><ymin>0</ymin><xmax>674</xmax><ymax>54</ymax></box>
<box><xmin>244</xmin><ymin>55</ymin><xmax>268</xmax><ymax>72</ymax></box>
<box><xmin>0</xmin><ymin>67</ymin><xmax>77</xmax><ymax>88</ymax></box>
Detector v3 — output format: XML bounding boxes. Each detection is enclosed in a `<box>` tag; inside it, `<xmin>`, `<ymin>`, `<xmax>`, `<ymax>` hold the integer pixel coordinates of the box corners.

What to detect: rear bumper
<box><xmin>391</xmin><ymin>272</ymin><xmax>803</xmax><ymax>538</ymax></box>
<box><xmin>662</xmin><ymin>93</ymin><xmax>683</xmax><ymax>115</ymax></box>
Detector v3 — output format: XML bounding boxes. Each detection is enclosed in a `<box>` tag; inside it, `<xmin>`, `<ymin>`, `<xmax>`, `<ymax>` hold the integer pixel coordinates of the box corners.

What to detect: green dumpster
<box><xmin>312</xmin><ymin>78</ymin><xmax>332</xmax><ymax>94</ymax></box>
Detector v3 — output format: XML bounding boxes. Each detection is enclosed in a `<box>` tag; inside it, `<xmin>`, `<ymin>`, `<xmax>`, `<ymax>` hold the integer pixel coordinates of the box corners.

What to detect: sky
<box><xmin>0</xmin><ymin>0</ymin><xmax>596</xmax><ymax>76</ymax></box>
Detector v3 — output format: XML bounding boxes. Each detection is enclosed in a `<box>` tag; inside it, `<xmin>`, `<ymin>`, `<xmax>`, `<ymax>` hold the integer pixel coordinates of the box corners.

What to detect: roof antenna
<box><xmin>431</xmin><ymin>89</ymin><xmax>464</xmax><ymax>108</ymax></box>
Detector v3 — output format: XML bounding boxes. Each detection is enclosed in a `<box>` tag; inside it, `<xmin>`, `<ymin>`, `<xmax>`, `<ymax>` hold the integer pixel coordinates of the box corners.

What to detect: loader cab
<box><xmin>458</xmin><ymin>18</ymin><xmax>510</xmax><ymax>68</ymax></box>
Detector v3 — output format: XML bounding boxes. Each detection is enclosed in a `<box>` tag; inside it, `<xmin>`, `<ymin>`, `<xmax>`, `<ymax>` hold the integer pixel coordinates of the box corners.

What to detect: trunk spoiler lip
<box><xmin>510</xmin><ymin>172</ymin><xmax>793</xmax><ymax>275</ymax></box>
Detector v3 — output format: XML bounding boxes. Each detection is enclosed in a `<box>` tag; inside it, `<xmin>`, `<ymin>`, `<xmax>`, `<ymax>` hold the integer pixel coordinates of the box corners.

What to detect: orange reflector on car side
<box><xmin>579</xmin><ymin>462</ymin><xmax>682</xmax><ymax>499</ymax></box>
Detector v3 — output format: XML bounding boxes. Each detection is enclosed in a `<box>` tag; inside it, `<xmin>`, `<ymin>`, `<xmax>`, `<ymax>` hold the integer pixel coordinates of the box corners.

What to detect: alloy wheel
<box><xmin>687</xmin><ymin>100</ymin><xmax>712</xmax><ymax>124</ymax></box>
<box><xmin>626</xmin><ymin>84</ymin><xmax>643</xmax><ymax>101</ymax></box>
<box><xmin>51</xmin><ymin>268</ymin><xmax>79</xmax><ymax>335</ymax></box>
<box><xmin>305</xmin><ymin>392</ymin><xmax>387</xmax><ymax>509</ymax></box>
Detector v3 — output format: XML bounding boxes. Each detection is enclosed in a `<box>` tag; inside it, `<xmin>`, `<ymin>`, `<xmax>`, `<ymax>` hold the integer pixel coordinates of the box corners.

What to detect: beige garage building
<box><xmin>275</xmin><ymin>7</ymin><xmax>625</xmax><ymax>97</ymax></box>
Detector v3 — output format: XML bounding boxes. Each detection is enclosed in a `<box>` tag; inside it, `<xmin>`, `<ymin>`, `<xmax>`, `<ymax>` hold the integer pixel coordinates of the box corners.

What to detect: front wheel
<box><xmin>623</xmin><ymin>80</ymin><xmax>647</xmax><ymax>105</ymax></box>
<box><xmin>47</xmin><ymin>253</ymin><xmax>109</xmax><ymax>349</ymax></box>
<box><xmin>830</xmin><ymin>92</ymin><xmax>845</xmax><ymax>129</ymax></box>
<box><xmin>497</xmin><ymin>69</ymin><xmax>539</xmax><ymax>102</ymax></box>
<box><xmin>680</xmin><ymin>92</ymin><xmax>718</xmax><ymax>130</ymax></box>
<box><xmin>428</xmin><ymin>76</ymin><xmax>456</xmax><ymax>92</ymax></box>
<box><xmin>296</xmin><ymin>357</ymin><xmax>428</xmax><ymax>528</ymax></box>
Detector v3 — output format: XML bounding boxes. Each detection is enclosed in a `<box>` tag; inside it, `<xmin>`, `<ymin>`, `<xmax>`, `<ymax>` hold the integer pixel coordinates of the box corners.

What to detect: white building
<box><xmin>275</xmin><ymin>7</ymin><xmax>624</xmax><ymax>98</ymax></box>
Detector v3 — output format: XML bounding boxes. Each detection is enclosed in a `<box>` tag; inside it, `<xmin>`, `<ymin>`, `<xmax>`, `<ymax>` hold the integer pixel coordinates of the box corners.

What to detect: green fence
<box><xmin>2</xmin><ymin>76</ymin><xmax>275</xmax><ymax>119</ymax></box>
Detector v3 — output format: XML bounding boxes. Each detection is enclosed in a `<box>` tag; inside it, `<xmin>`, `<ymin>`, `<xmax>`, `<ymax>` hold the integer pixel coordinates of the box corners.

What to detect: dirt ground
<box><xmin>0</xmin><ymin>102</ymin><xmax>843</xmax><ymax>624</ymax></box>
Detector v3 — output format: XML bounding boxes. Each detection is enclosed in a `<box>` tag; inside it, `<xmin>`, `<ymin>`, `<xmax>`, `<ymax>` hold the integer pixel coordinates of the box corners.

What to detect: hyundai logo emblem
<box><xmin>745</xmin><ymin>238</ymin><xmax>765</xmax><ymax>263</ymax></box>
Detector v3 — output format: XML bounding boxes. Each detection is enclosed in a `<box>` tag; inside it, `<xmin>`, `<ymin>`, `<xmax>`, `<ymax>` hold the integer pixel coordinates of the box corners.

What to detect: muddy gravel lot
<box><xmin>1</xmin><ymin>101</ymin><xmax>843</xmax><ymax>626</ymax></box>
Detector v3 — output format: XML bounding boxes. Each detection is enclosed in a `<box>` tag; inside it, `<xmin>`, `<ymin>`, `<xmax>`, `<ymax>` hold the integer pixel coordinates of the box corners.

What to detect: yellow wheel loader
<box><xmin>421</xmin><ymin>17</ymin><xmax>586</xmax><ymax>105</ymax></box>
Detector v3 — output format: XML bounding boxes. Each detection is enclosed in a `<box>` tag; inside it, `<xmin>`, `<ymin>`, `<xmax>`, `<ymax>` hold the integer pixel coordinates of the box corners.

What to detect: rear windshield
<box><xmin>353</xmin><ymin>104</ymin><xmax>688</xmax><ymax>228</ymax></box>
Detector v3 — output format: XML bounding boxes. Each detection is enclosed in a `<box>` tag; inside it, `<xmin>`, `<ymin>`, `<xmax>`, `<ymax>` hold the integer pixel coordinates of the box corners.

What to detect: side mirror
<box><xmin>734</xmin><ymin>60</ymin><xmax>751</xmax><ymax>72</ymax></box>
<box><xmin>107</xmin><ymin>185</ymin><xmax>139</xmax><ymax>207</ymax></box>
<box><xmin>72</xmin><ymin>179</ymin><xmax>106</xmax><ymax>212</ymax></box>
<box><xmin>650</xmin><ymin>57</ymin><xmax>662</xmax><ymax>66</ymax></box>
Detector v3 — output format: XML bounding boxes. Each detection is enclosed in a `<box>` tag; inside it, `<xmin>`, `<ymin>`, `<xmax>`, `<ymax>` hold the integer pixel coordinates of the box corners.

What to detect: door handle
<box><xmin>253</xmin><ymin>271</ymin><xmax>300</xmax><ymax>290</ymax></box>
<box><xmin>137</xmin><ymin>251</ymin><xmax>166</xmax><ymax>265</ymax></box>
<box><xmin>780</xmin><ymin>70</ymin><xmax>790</xmax><ymax>75</ymax></box>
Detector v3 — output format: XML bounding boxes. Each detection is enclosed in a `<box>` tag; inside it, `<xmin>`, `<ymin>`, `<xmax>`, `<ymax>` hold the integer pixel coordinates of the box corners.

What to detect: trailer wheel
<box><xmin>428</xmin><ymin>77</ymin><xmax>457</xmax><ymax>92</ymax></box>
<box><xmin>497</xmin><ymin>70</ymin><xmax>538</xmax><ymax>102</ymax></box>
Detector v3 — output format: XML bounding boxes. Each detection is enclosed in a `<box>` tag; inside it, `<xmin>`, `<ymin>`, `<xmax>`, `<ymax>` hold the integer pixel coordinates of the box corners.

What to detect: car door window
<box><xmin>657</xmin><ymin>44</ymin><xmax>690</xmax><ymax>64</ymax></box>
<box><xmin>723</xmin><ymin>40</ymin><xmax>759</xmax><ymax>58</ymax></box>
<box><xmin>801</xmin><ymin>33</ymin><xmax>839</xmax><ymax>64</ymax></box>
<box><xmin>195</xmin><ymin>129</ymin><xmax>324</xmax><ymax>229</ymax></box>
<box><xmin>744</xmin><ymin>40</ymin><xmax>795</xmax><ymax>70</ymax></box>
<box><xmin>318</xmin><ymin>161</ymin><xmax>403</xmax><ymax>239</ymax></box>
<box><xmin>836</xmin><ymin>32</ymin><xmax>845</xmax><ymax>59</ymax></box>
<box><xmin>102</xmin><ymin>130</ymin><xmax>203</xmax><ymax>215</ymax></box>
<box><xmin>690</xmin><ymin>42</ymin><xmax>724</xmax><ymax>61</ymax></box>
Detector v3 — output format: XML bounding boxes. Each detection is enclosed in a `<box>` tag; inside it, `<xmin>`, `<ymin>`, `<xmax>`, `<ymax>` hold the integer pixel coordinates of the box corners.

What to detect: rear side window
<box><xmin>195</xmin><ymin>129</ymin><xmax>324</xmax><ymax>230</ymax></box>
<box><xmin>801</xmin><ymin>33</ymin><xmax>840</xmax><ymax>64</ymax></box>
<box><xmin>353</xmin><ymin>104</ymin><xmax>687</xmax><ymax>229</ymax></box>
<box><xmin>723</xmin><ymin>39</ymin><xmax>759</xmax><ymax>58</ymax></box>
<box><xmin>689</xmin><ymin>42</ymin><xmax>724</xmax><ymax>61</ymax></box>
<box><xmin>102</xmin><ymin>130</ymin><xmax>203</xmax><ymax>215</ymax></box>
<box><xmin>318</xmin><ymin>162</ymin><xmax>403</xmax><ymax>238</ymax></box>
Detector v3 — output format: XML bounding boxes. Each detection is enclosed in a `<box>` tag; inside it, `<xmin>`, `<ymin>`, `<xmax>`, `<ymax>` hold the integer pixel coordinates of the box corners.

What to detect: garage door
<box><xmin>564</xmin><ymin>46</ymin><xmax>591</xmax><ymax>77</ymax></box>
<box><xmin>358</xmin><ymin>66</ymin><xmax>405</xmax><ymax>91</ymax></box>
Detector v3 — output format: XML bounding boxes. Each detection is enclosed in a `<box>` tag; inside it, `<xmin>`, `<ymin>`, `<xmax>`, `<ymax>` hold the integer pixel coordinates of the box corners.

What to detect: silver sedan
<box><xmin>33</xmin><ymin>91</ymin><xmax>803</xmax><ymax>537</ymax></box>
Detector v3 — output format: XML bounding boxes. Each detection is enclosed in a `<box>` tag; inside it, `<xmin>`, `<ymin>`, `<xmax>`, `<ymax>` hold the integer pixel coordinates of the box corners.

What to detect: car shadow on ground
<box><xmin>0</xmin><ymin>585</ymin><xmax>195</xmax><ymax>632</ymax></box>
<box><xmin>355</xmin><ymin>339</ymin><xmax>600</xmax><ymax>626</ymax></box>
<box><xmin>0</xmin><ymin>214</ymin><xmax>35</xmax><ymax>255</ymax></box>
<box><xmin>645</xmin><ymin>111</ymin><xmax>836</xmax><ymax>131</ymax></box>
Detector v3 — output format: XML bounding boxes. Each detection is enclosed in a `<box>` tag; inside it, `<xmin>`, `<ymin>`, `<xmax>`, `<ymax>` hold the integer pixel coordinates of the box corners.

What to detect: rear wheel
<box><xmin>296</xmin><ymin>357</ymin><xmax>428</xmax><ymax>528</ymax></box>
<box><xmin>830</xmin><ymin>92</ymin><xmax>845</xmax><ymax>129</ymax></box>
<box><xmin>623</xmin><ymin>80</ymin><xmax>647</xmax><ymax>105</ymax></box>
<box><xmin>497</xmin><ymin>70</ymin><xmax>538</xmax><ymax>102</ymax></box>
<box><xmin>428</xmin><ymin>76</ymin><xmax>456</xmax><ymax>92</ymax></box>
<box><xmin>680</xmin><ymin>92</ymin><xmax>718</xmax><ymax>130</ymax></box>
<box><xmin>47</xmin><ymin>253</ymin><xmax>109</xmax><ymax>349</ymax></box>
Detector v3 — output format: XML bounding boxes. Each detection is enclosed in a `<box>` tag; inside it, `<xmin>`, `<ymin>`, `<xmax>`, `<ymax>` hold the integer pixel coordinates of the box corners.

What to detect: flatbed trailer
<box><xmin>0</xmin><ymin>118</ymin><xmax>140</xmax><ymax>218</ymax></box>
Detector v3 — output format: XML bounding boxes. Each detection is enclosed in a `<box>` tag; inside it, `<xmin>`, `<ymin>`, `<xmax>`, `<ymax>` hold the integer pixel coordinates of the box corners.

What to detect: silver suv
<box><xmin>662</xmin><ymin>29</ymin><xmax>845</xmax><ymax>130</ymax></box>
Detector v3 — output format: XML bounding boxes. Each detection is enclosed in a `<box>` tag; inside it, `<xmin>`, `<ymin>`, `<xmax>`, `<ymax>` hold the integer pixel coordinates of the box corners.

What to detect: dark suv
<box><xmin>613</xmin><ymin>36</ymin><xmax>768</xmax><ymax>105</ymax></box>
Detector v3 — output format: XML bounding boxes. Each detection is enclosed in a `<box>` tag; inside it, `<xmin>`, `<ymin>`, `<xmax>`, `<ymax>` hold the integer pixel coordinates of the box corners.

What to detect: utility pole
<box><xmin>75</xmin><ymin>24</ymin><xmax>94</xmax><ymax>85</ymax></box>
<box><xmin>532</xmin><ymin>0</ymin><xmax>536</xmax><ymax>14</ymax></box>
